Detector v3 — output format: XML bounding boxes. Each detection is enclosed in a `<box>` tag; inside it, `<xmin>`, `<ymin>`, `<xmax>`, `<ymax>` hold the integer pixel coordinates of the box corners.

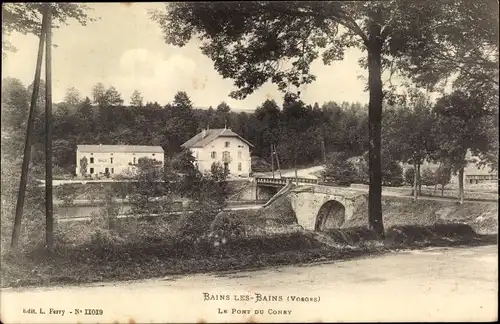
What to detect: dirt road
<box><xmin>1</xmin><ymin>245</ymin><xmax>497</xmax><ymax>323</ymax></box>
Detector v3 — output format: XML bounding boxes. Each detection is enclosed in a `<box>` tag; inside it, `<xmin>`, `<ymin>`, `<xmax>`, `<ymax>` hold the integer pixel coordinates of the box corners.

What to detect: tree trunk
<box><xmin>271</xmin><ymin>144</ymin><xmax>275</xmax><ymax>179</ymax></box>
<box><xmin>441</xmin><ymin>184</ymin><xmax>445</xmax><ymax>196</ymax></box>
<box><xmin>412</xmin><ymin>161</ymin><xmax>418</xmax><ymax>202</ymax></box>
<box><xmin>294</xmin><ymin>151</ymin><xmax>298</xmax><ymax>185</ymax></box>
<box><xmin>11</xmin><ymin>10</ymin><xmax>48</xmax><ymax>250</ymax></box>
<box><xmin>321</xmin><ymin>138</ymin><xmax>326</xmax><ymax>164</ymax></box>
<box><xmin>417</xmin><ymin>162</ymin><xmax>422</xmax><ymax>195</ymax></box>
<box><xmin>367</xmin><ymin>38</ymin><xmax>384</xmax><ymax>239</ymax></box>
<box><xmin>458</xmin><ymin>167</ymin><xmax>465</xmax><ymax>204</ymax></box>
<box><xmin>45</xmin><ymin>4</ymin><xmax>54</xmax><ymax>251</ymax></box>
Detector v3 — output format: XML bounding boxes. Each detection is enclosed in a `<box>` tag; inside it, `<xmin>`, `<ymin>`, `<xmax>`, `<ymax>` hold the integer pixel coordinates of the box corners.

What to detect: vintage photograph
<box><xmin>1</xmin><ymin>1</ymin><xmax>498</xmax><ymax>323</ymax></box>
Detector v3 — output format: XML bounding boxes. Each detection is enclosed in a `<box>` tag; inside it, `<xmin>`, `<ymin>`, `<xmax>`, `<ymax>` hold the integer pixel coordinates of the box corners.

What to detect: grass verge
<box><xmin>1</xmin><ymin>222</ymin><xmax>496</xmax><ymax>289</ymax></box>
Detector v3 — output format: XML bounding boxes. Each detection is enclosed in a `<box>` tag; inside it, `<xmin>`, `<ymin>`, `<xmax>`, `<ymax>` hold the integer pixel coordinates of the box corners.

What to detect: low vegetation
<box><xmin>1</xmin><ymin>184</ymin><xmax>497</xmax><ymax>288</ymax></box>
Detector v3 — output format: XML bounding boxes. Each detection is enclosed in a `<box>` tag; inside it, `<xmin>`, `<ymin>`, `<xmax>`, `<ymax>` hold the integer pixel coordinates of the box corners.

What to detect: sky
<box><xmin>2</xmin><ymin>3</ymin><xmax>375</xmax><ymax>112</ymax></box>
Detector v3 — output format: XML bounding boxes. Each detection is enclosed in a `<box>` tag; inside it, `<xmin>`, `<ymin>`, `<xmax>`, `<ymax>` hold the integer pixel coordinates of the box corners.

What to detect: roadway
<box><xmin>1</xmin><ymin>245</ymin><xmax>497</xmax><ymax>323</ymax></box>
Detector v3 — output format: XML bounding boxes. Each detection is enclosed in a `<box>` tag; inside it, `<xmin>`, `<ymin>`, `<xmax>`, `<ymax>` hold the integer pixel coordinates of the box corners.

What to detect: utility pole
<box><xmin>321</xmin><ymin>138</ymin><xmax>326</xmax><ymax>163</ymax></box>
<box><xmin>274</xmin><ymin>144</ymin><xmax>282</xmax><ymax>178</ymax></box>
<box><xmin>271</xmin><ymin>143</ymin><xmax>275</xmax><ymax>179</ymax></box>
<box><xmin>11</xmin><ymin>9</ymin><xmax>48</xmax><ymax>250</ymax></box>
<box><xmin>45</xmin><ymin>3</ymin><xmax>54</xmax><ymax>251</ymax></box>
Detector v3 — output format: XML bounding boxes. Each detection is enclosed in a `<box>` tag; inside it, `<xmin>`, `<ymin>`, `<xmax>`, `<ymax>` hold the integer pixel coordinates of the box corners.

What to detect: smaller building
<box><xmin>181</xmin><ymin>128</ymin><xmax>253</xmax><ymax>177</ymax></box>
<box><xmin>75</xmin><ymin>145</ymin><xmax>164</xmax><ymax>178</ymax></box>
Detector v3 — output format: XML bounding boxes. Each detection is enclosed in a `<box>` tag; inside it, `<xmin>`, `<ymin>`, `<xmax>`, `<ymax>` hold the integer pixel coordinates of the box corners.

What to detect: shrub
<box><xmin>54</xmin><ymin>184</ymin><xmax>78</xmax><ymax>206</ymax></box>
<box><xmin>434</xmin><ymin>165</ymin><xmax>452</xmax><ymax>195</ymax></box>
<box><xmin>210</xmin><ymin>212</ymin><xmax>246</xmax><ymax>241</ymax></box>
<box><xmin>176</xmin><ymin>210</ymin><xmax>216</xmax><ymax>243</ymax></box>
<box><xmin>385</xmin><ymin>223</ymin><xmax>477</xmax><ymax>245</ymax></box>
<box><xmin>382</xmin><ymin>158</ymin><xmax>404</xmax><ymax>186</ymax></box>
<box><xmin>89</xmin><ymin>227</ymin><xmax>126</xmax><ymax>246</ymax></box>
<box><xmin>322</xmin><ymin>152</ymin><xmax>358</xmax><ymax>185</ymax></box>
<box><xmin>323</xmin><ymin>227</ymin><xmax>379</xmax><ymax>245</ymax></box>
<box><xmin>421</xmin><ymin>167</ymin><xmax>436</xmax><ymax>186</ymax></box>
<box><xmin>405</xmin><ymin>168</ymin><xmax>415</xmax><ymax>185</ymax></box>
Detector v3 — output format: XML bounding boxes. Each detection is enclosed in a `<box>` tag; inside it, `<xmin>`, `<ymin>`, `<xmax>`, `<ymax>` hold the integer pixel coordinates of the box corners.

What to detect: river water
<box><xmin>54</xmin><ymin>201</ymin><xmax>262</xmax><ymax>219</ymax></box>
<box><xmin>54</xmin><ymin>204</ymin><xmax>133</xmax><ymax>219</ymax></box>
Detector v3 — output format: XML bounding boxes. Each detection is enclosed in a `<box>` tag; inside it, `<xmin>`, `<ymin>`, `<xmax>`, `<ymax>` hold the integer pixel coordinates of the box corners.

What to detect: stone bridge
<box><xmin>287</xmin><ymin>185</ymin><xmax>367</xmax><ymax>231</ymax></box>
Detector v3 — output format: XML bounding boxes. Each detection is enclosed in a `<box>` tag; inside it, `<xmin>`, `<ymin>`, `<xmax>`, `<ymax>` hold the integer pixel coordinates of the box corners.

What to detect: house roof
<box><xmin>77</xmin><ymin>145</ymin><xmax>164</xmax><ymax>153</ymax></box>
<box><xmin>181</xmin><ymin>128</ymin><xmax>254</xmax><ymax>149</ymax></box>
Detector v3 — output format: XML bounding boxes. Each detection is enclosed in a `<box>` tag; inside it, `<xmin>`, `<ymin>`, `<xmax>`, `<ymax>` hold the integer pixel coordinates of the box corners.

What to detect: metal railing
<box><xmin>256</xmin><ymin>177</ymin><xmax>319</xmax><ymax>185</ymax></box>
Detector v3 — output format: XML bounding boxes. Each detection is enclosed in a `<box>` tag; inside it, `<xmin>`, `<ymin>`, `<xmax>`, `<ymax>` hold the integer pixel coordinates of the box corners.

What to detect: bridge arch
<box><xmin>314</xmin><ymin>200</ymin><xmax>346</xmax><ymax>231</ymax></box>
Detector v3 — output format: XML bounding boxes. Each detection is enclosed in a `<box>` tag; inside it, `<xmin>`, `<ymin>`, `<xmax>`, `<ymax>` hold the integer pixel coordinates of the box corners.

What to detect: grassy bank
<box><xmin>1</xmin><ymin>218</ymin><xmax>496</xmax><ymax>289</ymax></box>
<box><xmin>1</xmin><ymin>193</ymin><xmax>497</xmax><ymax>289</ymax></box>
<box><xmin>347</xmin><ymin>195</ymin><xmax>498</xmax><ymax>235</ymax></box>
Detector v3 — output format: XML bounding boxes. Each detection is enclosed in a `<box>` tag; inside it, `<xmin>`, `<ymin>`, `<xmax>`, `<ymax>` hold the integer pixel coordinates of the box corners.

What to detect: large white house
<box><xmin>75</xmin><ymin>145</ymin><xmax>164</xmax><ymax>178</ymax></box>
<box><xmin>181</xmin><ymin>128</ymin><xmax>253</xmax><ymax>177</ymax></box>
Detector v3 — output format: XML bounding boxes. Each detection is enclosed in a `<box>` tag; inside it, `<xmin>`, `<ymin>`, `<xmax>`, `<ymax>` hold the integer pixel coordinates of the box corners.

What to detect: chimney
<box><xmin>202</xmin><ymin>129</ymin><xmax>207</xmax><ymax>138</ymax></box>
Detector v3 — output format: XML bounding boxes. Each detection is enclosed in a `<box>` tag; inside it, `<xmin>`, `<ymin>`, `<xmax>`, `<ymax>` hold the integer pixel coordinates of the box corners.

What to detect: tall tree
<box><xmin>130</xmin><ymin>89</ymin><xmax>144</xmax><ymax>107</ymax></box>
<box><xmin>433</xmin><ymin>90</ymin><xmax>495</xmax><ymax>204</ymax></box>
<box><xmin>1</xmin><ymin>77</ymin><xmax>29</xmax><ymax>132</ymax></box>
<box><xmin>63</xmin><ymin>86</ymin><xmax>81</xmax><ymax>107</ymax></box>
<box><xmin>91</xmin><ymin>82</ymin><xmax>107</xmax><ymax>106</ymax></box>
<box><xmin>255</xmin><ymin>99</ymin><xmax>281</xmax><ymax>159</ymax></box>
<box><xmin>383</xmin><ymin>88</ymin><xmax>437</xmax><ymax>200</ymax></box>
<box><xmin>75</xmin><ymin>96</ymin><xmax>94</xmax><ymax>134</ymax></box>
<box><xmin>164</xmin><ymin>91</ymin><xmax>197</xmax><ymax>153</ymax></box>
<box><xmin>104</xmin><ymin>86</ymin><xmax>124</xmax><ymax>106</ymax></box>
<box><xmin>215</xmin><ymin>101</ymin><xmax>231</xmax><ymax>127</ymax></box>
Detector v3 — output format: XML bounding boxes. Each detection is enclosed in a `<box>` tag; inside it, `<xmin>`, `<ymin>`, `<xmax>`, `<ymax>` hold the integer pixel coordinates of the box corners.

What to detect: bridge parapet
<box><xmin>255</xmin><ymin>177</ymin><xmax>318</xmax><ymax>186</ymax></box>
<box><xmin>288</xmin><ymin>184</ymin><xmax>367</xmax><ymax>231</ymax></box>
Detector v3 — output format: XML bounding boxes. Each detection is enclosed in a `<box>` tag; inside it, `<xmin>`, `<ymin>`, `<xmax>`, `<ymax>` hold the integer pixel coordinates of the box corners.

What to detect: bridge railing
<box><xmin>256</xmin><ymin>177</ymin><xmax>319</xmax><ymax>185</ymax></box>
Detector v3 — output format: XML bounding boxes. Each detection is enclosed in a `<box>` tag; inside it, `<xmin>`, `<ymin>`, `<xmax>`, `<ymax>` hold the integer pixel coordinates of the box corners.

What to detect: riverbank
<box><xmin>1</xmin><ymin>220</ymin><xmax>496</xmax><ymax>289</ymax></box>
<box><xmin>2</xmin><ymin>192</ymin><xmax>497</xmax><ymax>289</ymax></box>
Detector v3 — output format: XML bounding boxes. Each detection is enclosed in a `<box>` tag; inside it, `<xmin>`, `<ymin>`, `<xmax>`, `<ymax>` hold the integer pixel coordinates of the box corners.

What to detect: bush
<box><xmin>210</xmin><ymin>212</ymin><xmax>246</xmax><ymax>241</ymax></box>
<box><xmin>323</xmin><ymin>227</ymin><xmax>379</xmax><ymax>245</ymax></box>
<box><xmin>382</xmin><ymin>158</ymin><xmax>404</xmax><ymax>186</ymax></box>
<box><xmin>54</xmin><ymin>184</ymin><xmax>78</xmax><ymax>206</ymax></box>
<box><xmin>176</xmin><ymin>210</ymin><xmax>216</xmax><ymax>243</ymax></box>
<box><xmin>385</xmin><ymin>223</ymin><xmax>477</xmax><ymax>245</ymax></box>
<box><xmin>421</xmin><ymin>167</ymin><xmax>436</xmax><ymax>186</ymax></box>
<box><xmin>405</xmin><ymin>168</ymin><xmax>415</xmax><ymax>185</ymax></box>
<box><xmin>90</xmin><ymin>228</ymin><xmax>125</xmax><ymax>245</ymax></box>
<box><xmin>434</xmin><ymin>165</ymin><xmax>452</xmax><ymax>195</ymax></box>
<box><xmin>322</xmin><ymin>152</ymin><xmax>358</xmax><ymax>185</ymax></box>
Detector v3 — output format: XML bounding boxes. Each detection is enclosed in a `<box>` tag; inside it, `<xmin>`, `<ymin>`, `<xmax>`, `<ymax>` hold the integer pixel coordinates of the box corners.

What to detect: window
<box><xmin>211</xmin><ymin>151</ymin><xmax>216</xmax><ymax>159</ymax></box>
<box><xmin>111</xmin><ymin>168</ymin><xmax>114</xmax><ymax>174</ymax></box>
<box><xmin>238</xmin><ymin>163</ymin><xmax>242</xmax><ymax>171</ymax></box>
<box><xmin>133</xmin><ymin>157</ymin><xmax>136</xmax><ymax>164</ymax></box>
<box><xmin>238</xmin><ymin>151</ymin><xmax>242</xmax><ymax>159</ymax></box>
<box><xmin>90</xmin><ymin>168</ymin><xmax>94</xmax><ymax>174</ymax></box>
<box><xmin>222</xmin><ymin>151</ymin><xmax>230</xmax><ymax>161</ymax></box>
<box><xmin>225</xmin><ymin>141</ymin><xmax>230</xmax><ymax>148</ymax></box>
<box><xmin>110</xmin><ymin>157</ymin><xmax>113</xmax><ymax>164</ymax></box>
<box><xmin>90</xmin><ymin>157</ymin><xmax>94</xmax><ymax>164</ymax></box>
<box><xmin>152</xmin><ymin>153</ymin><xmax>155</xmax><ymax>156</ymax></box>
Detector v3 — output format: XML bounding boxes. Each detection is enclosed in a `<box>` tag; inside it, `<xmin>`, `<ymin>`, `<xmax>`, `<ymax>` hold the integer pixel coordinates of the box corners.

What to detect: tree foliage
<box><xmin>322</xmin><ymin>152</ymin><xmax>358</xmax><ymax>186</ymax></box>
<box><xmin>2</xmin><ymin>3</ymin><xmax>95</xmax><ymax>54</ymax></box>
<box><xmin>433</xmin><ymin>90</ymin><xmax>496</xmax><ymax>202</ymax></box>
<box><xmin>130</xmin><ymin>90</ymin><xmax>144</xmax><ymax>107</ymax></box>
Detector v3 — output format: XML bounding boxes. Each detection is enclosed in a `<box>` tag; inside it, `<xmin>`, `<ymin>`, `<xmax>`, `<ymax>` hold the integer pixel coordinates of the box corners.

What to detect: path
<box><xmin>1</xmin><ymin>245</ymin><xmax>497</xmax><ymax>323</ymax></box>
